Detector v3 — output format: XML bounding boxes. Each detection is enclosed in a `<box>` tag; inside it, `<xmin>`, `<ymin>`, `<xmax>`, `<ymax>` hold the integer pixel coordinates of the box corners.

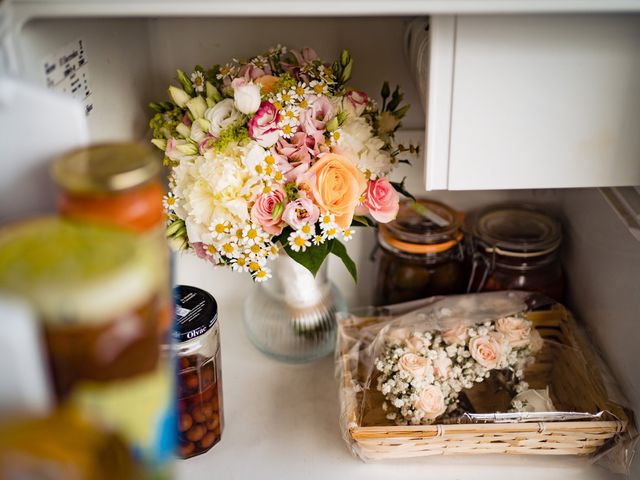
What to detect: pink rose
<box><xmin>250</xmin><ymin>185</ymin><xmax>286</xmax><ymax>235</ymax></box>
<box><xmin>496</xmin><ymin>317</ymin><xmax>533</xmax><ymax>349</ymax></box>
<box><xmin>415</xmin><ymin>386</ymin><xmax>446</xmax><ymax>421</ymax></box>
<box><xmin>248</xmin><ymin>102</ymin><xmax>281</xmax><ymax>148</ymax></box>
<box><xmin>405</xmin><ymin>336</ymin><xmax>425</xmax><ymax>353</ymax></box>
<box><xmin>469</xmin><ymin>334</ymin><xmax>503</xmax><ymax>370</ymax></box>
<box><xmin>442</xmin><ymin>324</ymin><xmax>469</xmax><ymax>346</ymax></box>
<box><xmin>363</xmin><ymin>178</ymin><xmax>399</xmax><ymax>223</ymax></box>
<box><xmin>276</xmin><ymin>132</ymin><xmax>314</xmax><ymax>165</ymax></box>
<box><xmin>343</xmin><ymin>90</ymin><xmax>368</xmax><ymax>117</ymax></box>
<box><xmin>282</xmin><ymin>197</ymin><xmax>320</xmax><ymax>230</ymax></box>
<box><xmin>301</xmin><ymin>95</ymin><xmax>335</xmax><ymax>140</ymax></box>
<box><xmin>398</xmin><ymin>353</ymin><xmax>429</xmax><ymax>378</ymax></box>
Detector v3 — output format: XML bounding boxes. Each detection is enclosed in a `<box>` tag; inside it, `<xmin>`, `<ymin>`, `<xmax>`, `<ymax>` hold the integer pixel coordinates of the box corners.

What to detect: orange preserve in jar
<box><xmin>374</xmin><ymin>199</ymin><xmax>469</xmax><ymax>306</ymax></box>
<box><xmin>51</xmin><ymin>143</ymin><xmax>164</xmax><ymax>234</ymax></box>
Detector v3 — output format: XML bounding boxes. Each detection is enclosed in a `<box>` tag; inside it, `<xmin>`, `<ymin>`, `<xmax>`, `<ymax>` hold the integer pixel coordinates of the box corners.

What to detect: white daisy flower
<box><xmin>231</xmin><ymin>254</ymin><xmax>250</xmax><ymax>272</ymax></box>
<box><xmin>298</xmin><ymin>223</ymin><xmax>315</xmax><ymax>238</ymax></box>
<box><xmin>190</xmin><ymin>71</ymin><xmax>206</xmax><ymax>93</ymax></box>
<box><xmin>242</xmin><ymin>224</ymin><xmax>268</xmax><ymax>245</ymax></box>
<box><xmin>265</xmin><ymin>243</ymin><xmax>279</xmax><ymax>260</ymax></box>
<box><xmin>278</xmin><ymin>123</ymin><xmax>297</xmax><ymax>139</ymax></box>
<box><xmin>341</xmin><ymin>227</ymin><xmax>355</xmax><ymax>242</ymax></box>
<box><xmin>328</xmin><ymin>128</ymin><xmax>343</xmax><ymax>146</ymax></box>
<box><xmin>288</xmin><ymin>230</ymin><xmax>311</xmax><ymax>252</ymax></box>
<box><xmin>254</xmin><ymin>267</ymin><xmax>272</xmax><ymax>283</ymax></box>
<box><xmin>309</xmin><ymin>80</ymin><xmax>329</xmax><ymax>95</ymax></box>
<box><xmin>312</xmin><ymin>233</ymin><xmax>326</xmax><ymax>246</ymax></box>
<box><xmin>276</xmin><ymin>90</ymin><xmax>295</xmax><ymax>105</ymax></box>
<box><xmin>244</xmin><ymin>242</ymin><xmax>267</xmax><ymax>259</ymax></box>
<box><xmin>293</xmin><ymin>82</ymin><xmax>310</xmax><ymax>99</ymax></box>
<box><xmin>319</xmin><ymin>212</ymin><xmax>336</xmax><ymax>229</ymax></box>
<box><xmin>163</xmin><ymin>192</ymin><xmax>177</xmax><ymax>211</ymax></box>
<box><xmin>323</xmin><ymin>225</ymin><xmax>340</xmax><ymax>240</ymax></box>
<box><xmin>218</xmin><ymin>241</ymin><xmax>240</xmax><ymax>258</ymax></box>
<box><xmin>247</xmin><ymin>258</ymin><xmax>266</xmax><ymax>273</ymax></box>
<box><xmin>209</xmin><ymin>219</ymin><xmax>231</xmax><ymax>240</ymax></box>
<box><xmin>281</xmin><ymin>107</ymin><xmax>301</xmax><ymax>124</ymax></box>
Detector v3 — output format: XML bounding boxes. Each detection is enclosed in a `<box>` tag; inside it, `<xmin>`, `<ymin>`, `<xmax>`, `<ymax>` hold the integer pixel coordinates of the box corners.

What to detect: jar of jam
<box><xmin>467</xmin><ymin>205</ymin><xmax>564</xmax><ymax>301</ymax></box>
<box><xmin>52</xmin><ymin>143</ymin><xmax>172</xmax><ymax>334</ymax></box>
<box><xmin>374</xmin><ymin>199</ymin><xmax>469</xmax><ymax>306</ymax></box>
<box><xmin>0</xmin><ymin>218</ymin><xmax>174</xmax><ymax>476</ymax></box>
<box><xmin>51</xmin><ymin>143</ymin><xmax>164</xmax><ymax>234</ymax></box>
<box><xmin>173</xmin><ymin>285</ymin><xmax>223</xmax><ymax>459</ymax></box>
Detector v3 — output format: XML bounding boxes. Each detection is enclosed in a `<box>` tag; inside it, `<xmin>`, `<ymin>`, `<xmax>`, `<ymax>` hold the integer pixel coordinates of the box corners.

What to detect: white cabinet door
<box><xmin>427</xmin><ymin>14</ymin><xmax>640</xmax><ymax>190</ymax></box>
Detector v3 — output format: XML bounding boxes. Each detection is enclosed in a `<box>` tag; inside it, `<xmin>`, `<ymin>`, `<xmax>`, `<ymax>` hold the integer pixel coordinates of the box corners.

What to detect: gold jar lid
<box><xmin>52</xmin><ymin>142</ymin><xmax>161</xmax><ymax>194</ymax></box>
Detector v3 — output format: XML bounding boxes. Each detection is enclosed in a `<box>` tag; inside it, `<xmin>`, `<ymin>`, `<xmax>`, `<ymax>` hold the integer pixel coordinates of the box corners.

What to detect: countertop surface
<box><xmin>175</xmin><ymin>254</ymin><xmax>614</xmax><ymax>480</ymax></box>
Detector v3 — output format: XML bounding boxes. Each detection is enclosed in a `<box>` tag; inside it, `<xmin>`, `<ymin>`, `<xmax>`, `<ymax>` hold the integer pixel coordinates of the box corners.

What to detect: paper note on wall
<box><xmin>43</xmin><ymin>38</ymin><xmax>93</xmax><ymax>116</ymax></box>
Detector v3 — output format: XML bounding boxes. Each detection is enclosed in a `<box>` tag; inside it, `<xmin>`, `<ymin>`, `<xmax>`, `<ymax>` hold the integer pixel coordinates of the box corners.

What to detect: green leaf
<box><xmin>281</xmin><ymin>240</ymin><xmax>331</xmax><ymax>277</ymax></box>
<box><xmin>390</xmin><ymin>176</ymin><xmax>416</xmax><ymax>202</ymax></box>
<box><xmin>351</xmin><ymin>215</ymin><xmax>376</xmax><ymax>227</ymax></box>
<box><xmin>177</xmin><ymin>69</ymin><xmax>195</xmax><ymax>96</ymax></box>
<box><xmin>329</xmin><ymin>239</ymin><xmax>357</xmax><ymax>283</ymax></box>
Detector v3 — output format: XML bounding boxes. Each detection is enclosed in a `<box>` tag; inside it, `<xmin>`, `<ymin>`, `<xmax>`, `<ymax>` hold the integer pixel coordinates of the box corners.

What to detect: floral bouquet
<box><xmin>150</xmin><ymin>45</ymin><xmax>415</xmax><ymax>282</ymax></box>
<box><xmin>376</xmin><ymin>315</ymin><xmax>543</xmax><ymax>425</ymax></box>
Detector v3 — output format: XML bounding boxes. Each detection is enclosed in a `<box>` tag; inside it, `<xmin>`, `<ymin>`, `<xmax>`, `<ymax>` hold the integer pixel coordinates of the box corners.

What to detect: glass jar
<box><xmin>374</xmin><ymin>199</ymin><xmax>469</xmax><ymax>306</ymax></box>
<box><xmin>0</xmin><ymin>218</ymin><xmax>174</xmax><ymax>477</ymax></box>
<box><xmin>51</xmin><ymin>143</ymin><xmax>164</xmax><ymax>234</ymax></box>
<box><xmin>173</xmin><ymin>285</ymin><xmax>223</xmax><ymax>459</ymax></box>
<box><xmin>52</xmin><ymin>143</ymin><xmax>172</xmax><ymax>334</ymax></box>
<box><xmin>467</xmin><ymin>205</ymin><xmax>564</xmax><ymax>302</ymax></box>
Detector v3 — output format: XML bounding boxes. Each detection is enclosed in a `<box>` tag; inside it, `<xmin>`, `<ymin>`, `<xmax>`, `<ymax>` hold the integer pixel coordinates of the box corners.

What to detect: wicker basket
<box><xmin>339</xmin><ymin>305</ymin><xmax>630</xmax><ymax>460</ymax></box>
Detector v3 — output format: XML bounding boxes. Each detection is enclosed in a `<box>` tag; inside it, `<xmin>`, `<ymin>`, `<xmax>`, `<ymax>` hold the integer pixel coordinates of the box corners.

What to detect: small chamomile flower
<box><xmin>190</xmin><ymin>71</ymin><xmax>205</xmax><ymax>93</ymax></box>
<box><xmin>163</xmin><ymin>192</ymin><xmax>177</xmax><ymax>211</ymax></box>
<box><xmin>288</xmin><ymin>230</ymin><xmax>311</xmax><ymax>252</ymax></box>
<box><xmin>309</xmin><ymin>80</ymin><xmax>329</xmax><ymax>95</ymax></box>
<box><xmin>242</xmin><ymin>224</ymin><xmax>268</xmax><ymax>244</ymax></box>
<box><xmin>231</xmin><ymin>254</ymin><xmax>250</xmax><ymax>272</ymax></box>
<box><xmin>328</xmin><ymin>129</ymin><xmax>343</xmax><ymax>146</ymax></box>
<box><xmin>312</xmin><ymin>233</ymin><xmax>326</xmax><ymax>246</ymax></box>
<box><xmin>254</xmin><ymin>267</ymin><xmax>272</xmax><ymax>283</ymax></box>
<box><xmin>319</xmin><ymin>212</ymin><xmax>336</xmax><ymax>228</ymax></box>
<box><xmin>247</xmin><ymin>258</ymin><xmax>266</xmax><ymax>273</ymax></box>
<box><xmin>298</xmin><ymin>223</ymin><xmax>315</xmax><ymax>238</ymax></box>
<box><xmin>279</xmin><ymin>123</ymin><xmax>296</xmax><ymax>139</ymax></box>
<box><xmin>219</xmin><ymin>241</ymin><xmax>240</xmax><ymax>258</ymax></box>
<box><xmin>209</xmin><ymin>219</ymin><xmax>231</xmax><ymax>240</ymax></box>
<box><xmin>276</xmin><ymin>91</ymin><xmax>294</xmax><ymax>105</ymax></box>
<box><xmin>323</xmin><ymin>225</ymin><xmax>339</xmax><ymax>240</ymax></box>
<box><xmin>265</xmin><ymin>243</ymin><xmax>279</xmax><ymax>259</ymax></box>
<box><xmin>244</xmin><ymin>242</ymin><xmax>266</xmax><ymax>258</ymax></box>
<box><xmin>281</xmin><ymin>107</ymin><xmax>300</xmax><ymax>124</ymax></box>
<box><xmin>205</xmin><ymin>244</ymin><xmax>219</xmax><ymax>256</ymax></box>
<box><xmin>341</xmin><ymin>227</ymin><xmax>355</xmax><ymax>242</ymax></box>
<box><xmin>294</xmin><ymin>82</ymin><xmax>310</xmax><ymax>99</ymax></box>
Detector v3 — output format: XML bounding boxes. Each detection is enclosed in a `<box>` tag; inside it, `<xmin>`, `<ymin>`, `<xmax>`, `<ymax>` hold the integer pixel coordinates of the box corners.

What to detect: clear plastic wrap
<box><xmin>336</xmin><ymin>291</ymin><xmax>638</xmax><ymax>474</ymax></box>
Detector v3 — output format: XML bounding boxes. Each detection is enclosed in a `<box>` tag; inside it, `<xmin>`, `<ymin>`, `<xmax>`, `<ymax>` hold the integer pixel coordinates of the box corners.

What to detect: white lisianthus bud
<box><xmin>176</xmin><ymin>123</ymin><xmax>191</xmax><ymax>139</ymax></box>
<box><xmin>196</xmin><ymin>118</ymin><xmax>211</xmax><ymax>132</ymax></box>
<box><xmin>204</xmin><ymin>99</ymin><xmax>243</xmax><ymax>137</ymax></box>
<box><xmin>186</xmin><ymin>95</ymin><xmax>207</xmax><ymax>120</ymax></box>
<box><xmin>168</xmin><ymin>86</ymin><xmax>191</xmax><ymax>108</ymax></box>
<box><xmin>150</xmin><ymin>139</ymin><xmax>167</xmax><ymax>151</ymax></box>
<box><xmin>176</xmin><ymin>142</ymin><xmax>198</xmax><ymax>155</ymax></box>
<box><xmin>232</xmin><ymin>78</ymin><xmax>261</xmax><ymax>115</ymax></box>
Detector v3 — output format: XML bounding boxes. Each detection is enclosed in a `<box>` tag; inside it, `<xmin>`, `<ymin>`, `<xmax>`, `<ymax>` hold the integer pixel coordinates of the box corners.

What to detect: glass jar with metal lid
<box><xmin>0</xmin><ymin>218</ymin><xmax>174</xmax><ymax>476</ymax></box>
<box><xmin>51</xmin><ymin>142</ymin><xmax>164</xmax><ymax>234</ymax></box>
<box><xmin>373</xmin><ymin>199</ymin><xmax>469</xmax><ymax>306</ymax></box>
<box><xmin>467</xmin><ymin>205</ymin><xmax>564</xmax><ymax>301</ymax></box>
<box><xmin>173</xmin><ymin>285</ymin><xmax>223</xmax><ymax>459</ymax></box>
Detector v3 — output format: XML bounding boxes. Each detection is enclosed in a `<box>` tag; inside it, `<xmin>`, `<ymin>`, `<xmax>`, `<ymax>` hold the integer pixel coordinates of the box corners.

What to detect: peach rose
<box><xmin>255</xmin><ymin>75</ymin><xmax>279</xmax><ymax>95</ymax></box>
<box><xmin>386</xmin><ymin>327</ymin><xmax>410</xmax><ymax>344</ymax></box>
<box><xmin>405</xmin><ymin>336</ymin><xmax>425</xmax><ymax>353</ymax></box>
<box><xmin>433</xmin><ymin>355</ymin><xmax>452</xmax><ymax>380</ymax></box>
<box><xmin>300</xmin><ymin>153</ymin><xmax>366</xmax><ymax>228</ymax></box>
<box><xmin>415</xmin><ymin>386</ymin><xmax>446</xmax><ymax>421</ymax></box>
<box><xmin>442</xmin><ymin>324</ymin><xmax>469</xmax><ymax>346</ymax></box>
<box><xmin>398</xmin><ymin>353</ymin><xmax>429</xmax><ymax>378</ymax></box>
<box><xmin>496</xmin><ymin>316</ymin><xmax>532</xmax><ymax>349</ymax></box>
<box><xmin>469</xmin><ymin>334</ymin><xmax>502</xmax><ymax>369</ymax></box>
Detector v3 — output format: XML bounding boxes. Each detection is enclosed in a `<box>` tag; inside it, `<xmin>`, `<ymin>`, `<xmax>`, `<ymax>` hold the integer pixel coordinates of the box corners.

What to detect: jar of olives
<box><xmin>173</xmin><ymin>285</ymin><xmax>223</xmax><ymax>459</ymax></box>
<box><xmin>374</xmin><ymin>199</ymin><xmax>469</xmax><ymax>306</ymax></box>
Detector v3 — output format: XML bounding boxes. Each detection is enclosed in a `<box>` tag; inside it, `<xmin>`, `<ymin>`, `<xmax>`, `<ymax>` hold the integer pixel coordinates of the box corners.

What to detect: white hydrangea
<box><xmin>338</xmin><ymin>116</ymin><xmax>394</xmax><ymax>179</ymax></box>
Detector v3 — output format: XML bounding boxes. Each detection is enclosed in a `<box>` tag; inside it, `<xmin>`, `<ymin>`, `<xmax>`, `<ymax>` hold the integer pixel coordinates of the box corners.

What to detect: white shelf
<box><xmin>175</xmin><ymin>254</ymin><xmax>615</xmax><ymax>480</ymax></box>
<box><xmin>9</xmin><ymin>0</ymin><xmax>640</xmax><ymax>24</ymax></box>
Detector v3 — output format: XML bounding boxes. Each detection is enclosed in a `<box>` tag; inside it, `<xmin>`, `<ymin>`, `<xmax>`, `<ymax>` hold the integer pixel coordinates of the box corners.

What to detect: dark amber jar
<box><xmin>467</xmin><ymin>205</ymin><xmax>565</xmax><ymax>302</ymax></box>
<box><xmin>374</xmin><ymin>199</ymin><xmax>469</xmax><ymax>306</ymax></box>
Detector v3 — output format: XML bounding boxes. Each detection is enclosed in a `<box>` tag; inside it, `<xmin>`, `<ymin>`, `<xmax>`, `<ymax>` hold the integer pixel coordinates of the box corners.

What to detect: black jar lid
<box><xmin>173</xmin><ymin>285</ymin><xmax>218</xmax><ymax>343</ymax></box>
<box><xmin>472</xmin><ymin>205</ymin><xmax>562</xmax><ymax>256</ymax></box>
<box><xmin>379</xmin><ymin>199</ymin><xmax>463</xmax><ymax>254</ymax></box>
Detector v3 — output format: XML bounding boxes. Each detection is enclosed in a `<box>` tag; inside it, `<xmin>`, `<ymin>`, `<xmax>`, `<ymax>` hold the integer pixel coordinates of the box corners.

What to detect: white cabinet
<box><xmin>425</xmin><ymin>14</ymin><xmax>640</xmax><ymax>190</ymax></box>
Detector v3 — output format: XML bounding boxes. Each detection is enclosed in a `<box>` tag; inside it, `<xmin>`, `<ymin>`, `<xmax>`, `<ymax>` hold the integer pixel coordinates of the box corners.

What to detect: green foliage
<box><xmin>213</xmin><ymin>125</ymin><xmax>249</xmax><ymax>153</ymax></box>
<box><xmin>149</xmin><ymin>106</ymin><xmax>184</xmax><ymax>140</ymax></box>
<box><xmin>390</xmin><ymin>176</ymin><xmax>416</xmax><ymax>202</ymax></box>
<box><xmin>351</xmin><ymin>215</ymin><xmax>376</xmax><ymax>228</ymax></box>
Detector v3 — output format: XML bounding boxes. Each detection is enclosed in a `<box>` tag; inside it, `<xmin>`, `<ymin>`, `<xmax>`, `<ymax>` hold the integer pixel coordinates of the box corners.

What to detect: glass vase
<box><xmin>243</xmin><ymin>253</ymin><xmax>346</xmax><ymax>363</ymax></box>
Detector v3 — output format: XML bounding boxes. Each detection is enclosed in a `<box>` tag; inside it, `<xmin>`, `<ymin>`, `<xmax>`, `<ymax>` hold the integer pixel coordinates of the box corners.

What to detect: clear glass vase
<box><xmin>243</xmin><ymin>253</ymin><xmax>346</xmax><ymax>363</ymax></box>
